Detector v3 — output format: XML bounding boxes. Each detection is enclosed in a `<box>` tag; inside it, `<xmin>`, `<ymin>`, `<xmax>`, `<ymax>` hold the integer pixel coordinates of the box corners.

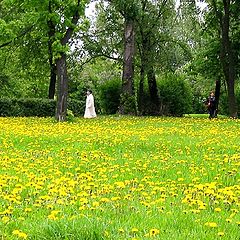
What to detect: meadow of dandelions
<box><xmin>0</xmin><ymin>116</ymin><xmax>239</xmax><ymax>239</ymax></box>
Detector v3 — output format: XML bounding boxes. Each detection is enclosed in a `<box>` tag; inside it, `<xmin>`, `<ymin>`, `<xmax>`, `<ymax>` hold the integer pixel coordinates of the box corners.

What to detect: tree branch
<box><xmin>61</xmin><ymin>0</ymin><xmax>81</xmax><ymax>45</ymax></box>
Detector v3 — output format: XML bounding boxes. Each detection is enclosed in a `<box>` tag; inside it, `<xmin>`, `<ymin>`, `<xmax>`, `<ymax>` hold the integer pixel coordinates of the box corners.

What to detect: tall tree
<box><xmin>55</xmin><ymin>0</ymin><xmax>89</xmax><ymax>121</ymax></box>
<box><xmin>137</xmin><ymin>0</ymin><xmax>170</xmax><ymax>114</ymax></box>
<box><xmin>110</xmin><ymin>0</ymin><xmax>139</xmax><ymax>114</ymax></box>
<box><xmin>207</xmin><ymin>0</ymin><xmax>238</xmax><ymax>117</ymax></box>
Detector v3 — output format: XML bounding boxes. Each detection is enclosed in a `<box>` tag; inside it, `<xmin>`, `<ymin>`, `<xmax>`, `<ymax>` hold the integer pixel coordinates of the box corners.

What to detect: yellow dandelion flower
<box><xmin>2</xmin><ymin>216</ymin><xmax>10</xmax><ymax>223</ymax></box>
<box><xmin>218</xmin><ymin>232</ymin><xmax>224</xmax><ymax>237</ymax></box>
<box><xmin>199</xmin><ymin>205</ymin><xmax>206</xmax><ymax>210</ymax></box>
<box><xmin>149</xmin><ymin>228</ymin><xmax>160</xmax><ymax>236</ymax></box>
<box><xmin>18</xmin><ymin>232</ymin><xmax>28</xmax><ymax>239</ymax></box>
<box><xmin>24</xmin><ymin>208</ymin><xmax>32</xmax><ymax>213</ymax></box>
<box><xmin>118</xmin><ymin>228</ymin><xmax>125</xmax><ymax>233</ymax></box>
<box><xmin>92</xmin><ymin>201</ymin><xmax>100</xmax><ymax>207</ymax></box>
<box><xmin>226</xmin><ymin>218</ymin><xmax>232</xmax><ymax>223</ymax></box>
<box><xmin>131</xmin><ymin>228</ymin><xmax>139</xmax><ymax>233</ymax></box>
<box><xmin>214</xmin><ymin>208</ymin><xmax>221</xmax><ymax>212</ymax></box>
<box><xmin>205</xmin><ymin>222</ymin><xmax>217</xmax><ymax>228</ymax></box>
<box><xmin>48</xmin><ymin>214</ymin><xmax>58</xmax><ymax>220</ymax></box>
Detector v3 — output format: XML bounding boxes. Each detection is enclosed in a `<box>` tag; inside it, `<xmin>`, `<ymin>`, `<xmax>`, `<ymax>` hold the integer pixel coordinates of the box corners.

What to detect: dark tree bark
<box><xmin>138</xmin><ymin>64</ymin><xmax>145</xmax><ymax>113</ymax></box>
<box><xmin>122</xmin><ymin>18</ymin><xmax>135</xmax><ymax>94</ymax></box>
<box><xmin>147</xmin><ymin>66</ymin><xmax>160</xmax><ymax>113</ymax></box>
<box><xmin>214</xmin><ymin>79</ymin><xmax>221</xmax><ymax>116</ymax></box>
<box><xmin>213</xmin><ymin>0</ymin><xmax>237</xmax><ymax>118</ymax></box>
<box><xmin>221</xmin><ymin>0</ymin><xmax>237</xmax><ymax>117</ymax></box>
<box><xmin>47</xmin><ymin>0</ymin><xmax>57</xmax><ymax>99</ymax></box>
<box><xmin>119</xmin><ymin>18</ymin><xmax>136</xmax><ymax>114</ymax></box>
<box><xmin>55</xmin><ymin>53</ymin><xmax>68</xmax><ymax>121</ymax></box>
<box><xmin>55</xmin><ymin>0</ymin><xmax>81</xmax><ymax>121</ymax></box>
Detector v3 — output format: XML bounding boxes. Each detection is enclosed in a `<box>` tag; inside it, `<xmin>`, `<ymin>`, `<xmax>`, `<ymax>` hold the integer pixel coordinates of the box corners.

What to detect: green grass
<box><xmin>0</xmin><ymin>116</ymin><xmax>239</xmax><ymax>239</ymax></box>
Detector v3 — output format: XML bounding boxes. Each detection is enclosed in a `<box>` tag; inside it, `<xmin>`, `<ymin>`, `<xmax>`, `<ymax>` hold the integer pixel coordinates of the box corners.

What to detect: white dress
<box><xmin>84</xmin><ymin>94</ymin><xmax>97</xmax><ymax>118</ymax></box>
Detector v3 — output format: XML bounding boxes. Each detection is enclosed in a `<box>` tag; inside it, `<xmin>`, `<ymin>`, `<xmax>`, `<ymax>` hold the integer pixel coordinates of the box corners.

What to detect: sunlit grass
<box><xmin>0</xmin><ymin>116</ymin><xmax>239</xmax><ymax>239</ymax></box>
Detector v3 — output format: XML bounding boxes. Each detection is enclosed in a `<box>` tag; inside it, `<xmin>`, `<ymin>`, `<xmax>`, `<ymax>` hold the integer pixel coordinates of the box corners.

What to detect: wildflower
<box><xmin>24</xmin><ymin>208</ymin><xmax>32</xmax><ymax>213</ymax></box>
<box><xmin>118</xmin><ymin>228</ymin><xmax>125</xmax><ymax>233</ymax></box>
<box><xmin>218</xmin><ymin>232</ymin><xmax>224</xmax><ymax>236</ymax></box>
<box><xmin>149</xmin><ymin>228</ymin><xmax>160</xmax><ymax>236</ymax></box>
<box><xmin>2</xmin><ymin>216</ymin><xmax>10</xmax><ymax>223</ymax></box>
<box><xmin>214</xmin><ymin>208</ymin><xmax>221</xmax><ymax>212</ymax></box>
<box><xmin>205</xmin><ymin>222</ymin><xmax>217</xmax><ymax>228</ymax></box>
<box><xmin>131</xmin><ymin>228</ymin><xmax>139</xmax><ymax>233</ymax></box>
<box><xmin>12</xmin><ymin>230</ymin><xmax>28</xmax><ymax>239</ymax></box>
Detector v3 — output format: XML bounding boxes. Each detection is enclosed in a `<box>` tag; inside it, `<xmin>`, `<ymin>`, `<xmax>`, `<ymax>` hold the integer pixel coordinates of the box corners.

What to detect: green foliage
<box><xmin>99</xmin><ymin>79</ymin><xmax>121</xmax><ymax>114</ymax></box>
<box><xmin>68</xmin><ymin>98</ymin><xmax>85</xmax><ymax>117</ymax></box>
<box><xmin>119</xmin><ymin>92</ymin><xmax>137</xmax><ymax>115</ymax></box>
<box><xmin>0</xmin><ymin>98</ymin><xmax>84</xmax><ymax>117</ymax></box>
<box><xmin>0</xmin><ymin>98</ymin><xmax>55</xmax><ymax>117</ymax></box>
<box><xmin>158</xmin><ymin>73</ymin><xmax>193</xmax><ymax>116</ymax></box>
<box><xmin>218</xmin><ymin>83</ymin><xmax>240</xmax><ymax>116</ymax></box>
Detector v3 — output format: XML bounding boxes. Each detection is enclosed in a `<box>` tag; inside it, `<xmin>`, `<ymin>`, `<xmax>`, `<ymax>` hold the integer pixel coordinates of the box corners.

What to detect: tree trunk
<box><xmin>214</xmin><ymin>79</ymin><xmax>220</xmax><ymax>117</ymax></box>
<box><xmin>147</xmin><ymin>65</ymin><xmax>160</xmax><ymax>114</ymax></box>
<box><xmin>219</xmin><ymin>0</ymin><xmax>237</xmax><ymax>117</ymax></box>
<box><xmin>47</xmin><ymin>0</ymin><xmax>57</xmax><ymax>99</ymax></box>
<box><xmin>138</xmin><ymin>64</ymin><xmax>145</xmax><ymax>114</ymax></box>
<box><xmin>54</xmin><ymin>0</ymin><xmax>81</xmax><ymax>121</ymax></box>
<box><xmin>55</xmin><ymin>53</ymin><xmax>68</xmax><ymax>121</ymax></box>
<box><xmin>119</xmin><ymin>18</ymin><xmax>136</xmax><ymax>114</ymax></box>
<box><xmin>48</xmin><ymin>64</ymin><xmax>57</xmax><ymax>99</ymax></box>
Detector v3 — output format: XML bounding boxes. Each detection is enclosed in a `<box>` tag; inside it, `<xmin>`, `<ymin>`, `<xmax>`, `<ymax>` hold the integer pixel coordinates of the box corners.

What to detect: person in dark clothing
<box><xmin>207</xmin><ymin>91</ymin><xmax>216</xmax><ymax>119</ymax></box>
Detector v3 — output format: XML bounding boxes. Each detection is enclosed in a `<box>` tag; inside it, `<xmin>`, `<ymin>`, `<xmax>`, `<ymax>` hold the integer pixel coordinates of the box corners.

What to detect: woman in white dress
<box><xmin>84</xmin><ymin>90</ymin><xmax>97</xmax><ymax>118</ymax></box>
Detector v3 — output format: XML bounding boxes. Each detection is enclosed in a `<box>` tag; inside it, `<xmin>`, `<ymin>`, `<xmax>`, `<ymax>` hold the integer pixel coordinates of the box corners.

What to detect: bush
<box><xmin>98</xmin><ymin>79</ymin><xmax>121</xmax><ymax>114</ymax></box>
<box><xmin>0</xmin><ymin>98</ymin><xmax>55</xmax><ymax>117</ymax></box>
<box><xmin>158</xmin><ymin>73</ymin><xmax>193</xmax><ymax>116</ymax></box>
<box><xmin>68</xmin><ymin>98</ymin><xmax>85</xmax><ymax>117</ymax></box>
<box><xmin>0</xmin><ymin>98</ymin><xmax>84</xmax><ymax>117</ymax></box>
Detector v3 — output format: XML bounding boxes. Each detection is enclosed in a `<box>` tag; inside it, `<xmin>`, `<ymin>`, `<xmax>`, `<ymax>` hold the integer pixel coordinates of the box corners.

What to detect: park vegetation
<box><xmin>0</xmin><ymin>0</ymin><xmax>240</xmax><ymax>120</ymax></box>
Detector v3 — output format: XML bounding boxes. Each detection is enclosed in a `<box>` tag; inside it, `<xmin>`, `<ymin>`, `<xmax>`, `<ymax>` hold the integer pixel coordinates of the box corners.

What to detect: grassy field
<box><xmin>0</xmin><ymin>116</ymin><xmax>239</xmax><ymax>240</ymax></box>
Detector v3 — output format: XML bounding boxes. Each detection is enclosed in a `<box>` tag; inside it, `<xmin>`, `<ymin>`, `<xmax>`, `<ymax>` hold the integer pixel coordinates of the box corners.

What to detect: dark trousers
<box><xmin>209</xmin><ymin>108</ymin><xmax>216</xmax><ymax>118</ymax></box>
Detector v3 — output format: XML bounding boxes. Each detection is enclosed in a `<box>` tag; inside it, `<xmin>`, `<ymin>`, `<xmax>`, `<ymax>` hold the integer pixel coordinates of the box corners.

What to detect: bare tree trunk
<box><xmin>55</xmin><ymin>53</ymin><xmax>68</xmax><ymax>121</ymax></box>
<box><xmin>119</xmin><ymin>18</ymin><xmax>136</xmax><ymax>114</ymax></box>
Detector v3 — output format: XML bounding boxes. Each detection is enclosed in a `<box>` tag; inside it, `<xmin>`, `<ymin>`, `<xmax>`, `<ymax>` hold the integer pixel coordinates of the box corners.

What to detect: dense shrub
<box><xmin>0</xmin><ymin>98</ymin><xmax>84</xmax><ymax>117</ymax></box>
<box><xmin>0</xmin><ymin>98</ymin><xmax>55</xmax><ymax>117</ymax></box>
<box><xmin>98</xmin><ymin>79</ymin><xmax>121</xmax><ymax>114</ymax></box>
<box><xmin>158</xmin><ymin>74</ymin><xmax>193</xmax><ymax>116</ymax></box>
<box><xmin>68</xmin><ymin>98</ymin><xmax>85</xmax><ymax>117</ymax></box>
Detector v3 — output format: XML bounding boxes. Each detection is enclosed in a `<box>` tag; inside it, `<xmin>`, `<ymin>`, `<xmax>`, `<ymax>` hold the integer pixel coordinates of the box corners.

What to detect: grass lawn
<box><xmin>0</xmin><ymin>116</ymin><xmax>239</xmax><ymax>239</ymax></box>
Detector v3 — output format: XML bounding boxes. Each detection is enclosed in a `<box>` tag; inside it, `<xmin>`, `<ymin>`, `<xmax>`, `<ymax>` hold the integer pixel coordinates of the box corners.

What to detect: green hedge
<box><xmin>98</xmin><ymin>79</ymin><xmax>121</xmax><ymax>114</ymax></box>
<box><xmin>158</xmin><ymin>74</ymin><xmax>193</xmax><ymax>116</ymax></box>
<box><xmin>0</xmin><ymin>98</ymin><xmax>84</xmax><ymax>117</ymax></box>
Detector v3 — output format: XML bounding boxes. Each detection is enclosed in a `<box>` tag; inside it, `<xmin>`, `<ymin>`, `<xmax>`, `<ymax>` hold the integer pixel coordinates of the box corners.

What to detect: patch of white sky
<box><xmin>85</xmin><ymin>0</ymin><xmax>208</xmax><ymax>18</ymax></box>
